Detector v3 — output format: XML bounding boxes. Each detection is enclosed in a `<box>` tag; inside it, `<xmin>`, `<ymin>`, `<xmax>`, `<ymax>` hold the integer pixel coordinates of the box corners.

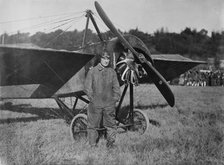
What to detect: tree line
<box><xmin>1</xmin><ymin>27</ymin><xmax>224</xmax><ymax>67</ymax></box>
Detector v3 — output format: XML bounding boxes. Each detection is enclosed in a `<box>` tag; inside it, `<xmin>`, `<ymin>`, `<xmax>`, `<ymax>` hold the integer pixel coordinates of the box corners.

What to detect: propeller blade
<box><xmin>95</xmin><ymin>1</ymin><xmax>175</xmax><ymax>107</ymax></box>
<box><xmin>95</xmin><ymin>1</ymin><xmax>137</xmax><ymax>55</ymax></box>
<box><xmin>142</xmin><ymin>62</ymin><xmax>175</xmax><ymax>107</ymax></box>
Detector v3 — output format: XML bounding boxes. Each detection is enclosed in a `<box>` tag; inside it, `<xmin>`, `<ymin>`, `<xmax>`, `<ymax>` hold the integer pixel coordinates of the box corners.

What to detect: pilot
<box><xmin>84</xmin><ymin>50</ymin><xmax>120</xmax><ymax>148</ymax></box>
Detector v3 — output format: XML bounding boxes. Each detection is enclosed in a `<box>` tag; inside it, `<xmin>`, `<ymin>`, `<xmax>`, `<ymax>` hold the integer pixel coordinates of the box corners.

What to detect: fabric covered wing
<box><xmin>0</xmin><ymin>46</ymin><xmax>94</xmax><ymax>98</ymax></box>
<box><xmin>151</xmin><ymin>54</ymin><xmax>205</xmax><ymax>81</ymax></box>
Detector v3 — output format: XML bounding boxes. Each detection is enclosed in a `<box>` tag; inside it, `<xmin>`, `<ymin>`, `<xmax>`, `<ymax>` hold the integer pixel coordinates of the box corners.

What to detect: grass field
<box><xmin>0</xmin><ymin>85</ymin><xmax>224</xmax><ymax>165</ymax></box>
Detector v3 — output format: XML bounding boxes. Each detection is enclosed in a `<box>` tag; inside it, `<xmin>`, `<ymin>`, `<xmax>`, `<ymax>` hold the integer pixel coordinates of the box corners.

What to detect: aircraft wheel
<box><xmin>132</xmin><ymin>109</ymin><xmax>149</xmax><ymax>135</ymax></box>
<box><xmin>70</xmin><ymin>114</ymin><xmax>87</xmax><ymax>140</ymax></box>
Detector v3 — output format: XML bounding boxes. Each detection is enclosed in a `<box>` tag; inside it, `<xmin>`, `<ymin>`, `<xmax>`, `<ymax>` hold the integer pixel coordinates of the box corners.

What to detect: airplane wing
<box><xmin>151</xmin><ymin>54</ymin><xmax>206</xmax><ymax>81</ymax></box>
<box><xmin>0</xmin><ymin>45</ymin><xmax>94</xmax><ymax>98</ymax></box>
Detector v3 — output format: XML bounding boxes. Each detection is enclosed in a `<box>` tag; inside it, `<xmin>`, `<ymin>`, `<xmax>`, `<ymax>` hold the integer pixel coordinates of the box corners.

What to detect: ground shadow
<box><xmin>0</xmin><ymin>102</ymin><xmax>60</xmax><ymax>124</ymax></box>
<box><xmin>135</xmin><ymin>103</ymin><xmax>169</xmax><ymax>109</ymax></box>
<box><xmin>0</xmin><ymin>102</ymin><xmax>87</xmax><ymax>124</ymax></box>
<box><xmin>118</xmin><ymin>103</ymin><xmax>169</xmax><ymax>112</ymax></box>
<box><xmin>0</xmin><ymin>102</ymin><xmax>59</xmax><ymax>117</ymax></box>
<box><xmin>0</xmin><ymin>116</ymin><xmax>55</xmax><ymax>124</ymax></box>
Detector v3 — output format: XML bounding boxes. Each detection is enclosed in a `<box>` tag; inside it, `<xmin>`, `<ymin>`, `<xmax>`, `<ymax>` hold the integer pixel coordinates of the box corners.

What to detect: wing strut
<box><xmin>82</xmin><ymin>10</ymin><xmax>104</xmax><ymax>49</ymax></box>
<box><xmin>82</xmin><ymin>10</ymin><xmax>91</xmax><ymax>47</ymax></box>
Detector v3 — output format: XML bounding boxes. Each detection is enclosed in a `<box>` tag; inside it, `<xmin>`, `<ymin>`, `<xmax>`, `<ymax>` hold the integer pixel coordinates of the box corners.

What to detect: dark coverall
<box><xmin>84</xmin><ymin>63</ymin><xmax>120</xmax><ymax>146</ymax></box>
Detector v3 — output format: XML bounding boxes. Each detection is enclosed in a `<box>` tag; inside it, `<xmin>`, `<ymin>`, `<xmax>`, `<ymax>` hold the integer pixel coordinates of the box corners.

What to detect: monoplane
<box><xmin>0</xmin><ymin>2</ymin><xmax>204</xmax><ymax>139</ymax></box>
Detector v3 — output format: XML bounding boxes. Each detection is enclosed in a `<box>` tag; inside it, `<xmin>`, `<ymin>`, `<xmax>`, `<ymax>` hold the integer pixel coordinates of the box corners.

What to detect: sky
<box><xmin>0</xmin><ymin>0</ymin><xmax>224</xmax><ymax>36</ymax></box>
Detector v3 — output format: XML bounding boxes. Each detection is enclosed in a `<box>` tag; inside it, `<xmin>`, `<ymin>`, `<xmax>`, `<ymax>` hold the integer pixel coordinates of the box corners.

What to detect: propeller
<box><xmin>95</xmin><ymin>1</ymin><xmax>175</xmax><ymax>107</ymax></box>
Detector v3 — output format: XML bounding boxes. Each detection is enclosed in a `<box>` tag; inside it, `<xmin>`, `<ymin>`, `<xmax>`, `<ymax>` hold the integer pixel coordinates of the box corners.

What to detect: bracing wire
<box><xmin>5</xmin><ymin>13</ymin><xmax>85</xmax><ymax>35</ymax></box>
<box><xmin>44</xmin><ymin>17</ymin><xmax>83</xmax><ymax>47</ymax></box>
<box><xmin>46</xmin><ymin>19</ymin><xmax>77</xmax><ymax>32</ymax></box>
<box><xmin>38</xmin><ymin>14</ymin><xmax>85</xmax><ymax>33</ymax></box>
<box><xmin>32</xmin><ymin>16</ymin><xmax>82</xmax><ymax>30</ymax></box>
<box><xmin>0</xmin><ymin>10</ymin><xmax>85</xmax><ymax>24</ymax></box>
<box><xmin>45</xmin><ymin>15</ymin><xmax>84</xmax><ymax>32</ymax></box>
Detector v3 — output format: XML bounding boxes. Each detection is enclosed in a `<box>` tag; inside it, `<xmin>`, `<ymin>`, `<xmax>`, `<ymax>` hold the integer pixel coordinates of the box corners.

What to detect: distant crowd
<box><xmin>178</xmin><ymin>70</ymin><xmax>224</xmax><ymax>86</ymax></box>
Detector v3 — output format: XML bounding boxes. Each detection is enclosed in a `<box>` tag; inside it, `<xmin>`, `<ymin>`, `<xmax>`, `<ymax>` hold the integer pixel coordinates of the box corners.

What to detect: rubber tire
<box><xmin>132</xmin><ymin>109</ymin><xmax>149</xmax><ymax>135</ymax></box>
<box><xmin>70</xmin><ymin>113</ymin><xmax>88</xmax><ymax>141</ymax></box>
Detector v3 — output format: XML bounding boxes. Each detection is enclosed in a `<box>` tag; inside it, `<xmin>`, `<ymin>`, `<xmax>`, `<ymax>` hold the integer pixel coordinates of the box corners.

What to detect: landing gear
<box><xmin>68</xmin><ymin>81</ymin><xmax>151</xmax><ymax>140</ymax></box>
<box><xmin>69</xmin><ymin>108</ymin><xmax>149</xmax><ymax>140</ymax></box>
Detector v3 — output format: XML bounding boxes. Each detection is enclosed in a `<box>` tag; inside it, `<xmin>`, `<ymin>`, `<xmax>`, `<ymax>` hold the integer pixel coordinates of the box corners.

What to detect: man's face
<box><xmin>100</xmin><ymin>52</ymin><xmax>110</xmax><ymax>67</ymax></box>
<box><xmin>100</xmin><ymin>57</ymin><xmax>110</xmax><ymax>67</ymax></box>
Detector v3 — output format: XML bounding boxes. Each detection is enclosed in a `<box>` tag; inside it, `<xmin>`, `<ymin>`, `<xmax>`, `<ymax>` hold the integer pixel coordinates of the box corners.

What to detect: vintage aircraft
<box><xmin>0</xmin><ymin>2</ymin><xmax>204</xmax><ymax>138</ymax></box>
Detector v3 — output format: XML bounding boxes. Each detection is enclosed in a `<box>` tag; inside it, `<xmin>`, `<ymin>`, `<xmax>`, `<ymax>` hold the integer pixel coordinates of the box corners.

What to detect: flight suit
<box><xmin>84</xmin><ymin>63</ymin><xmax>120</xmax><ymax>146</ymax></box>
